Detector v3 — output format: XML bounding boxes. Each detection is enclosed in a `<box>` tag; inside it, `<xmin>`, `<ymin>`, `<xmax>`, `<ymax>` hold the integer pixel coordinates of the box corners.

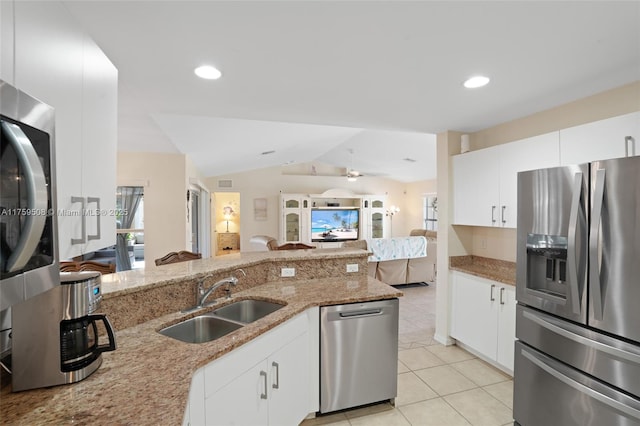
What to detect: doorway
<box><xmin>188</xmin><ymin>183</ymin><xmax>211</xmax><ymax>258</ymax></box>
<box><xmin>213</xmin><ymin>192</ymin><xmax>240</xmax><ymax>256</ymax></box>
<box><xmin>191</xmin><ymin>190</ymin><xmax>199</xmax><ymax>253</ymax></box>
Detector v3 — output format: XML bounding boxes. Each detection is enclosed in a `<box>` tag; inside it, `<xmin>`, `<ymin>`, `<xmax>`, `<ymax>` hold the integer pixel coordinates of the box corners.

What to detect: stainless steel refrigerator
<box><xmin>514</xmin><ymin>156</ymin><xmax>640</xmax><ymax>426</ymax></box>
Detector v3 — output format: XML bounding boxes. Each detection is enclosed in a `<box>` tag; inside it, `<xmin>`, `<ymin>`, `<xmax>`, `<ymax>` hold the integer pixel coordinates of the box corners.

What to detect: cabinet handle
<box><xmin>491</xmin><ymin>206</ymin><xmax>497</xmax><ymax>224</ymax></box>
<box><xmin>272</xmin><ymin>361</ymin><xmax>280</xmax><ymax>389</ymax></box>
<box><xmin>490</xmin><ymin>284</ymin><xmax>496</xmax><ymax>301</ymax></box>
<box><xmin>501</xmin><ymin>206</ymin><xmax>506</xmax><ymax>225</ymax></box>
<box><xmin>70</xmin><ymin>196</ymin><xmax>86</xmax><ymax>245</ymax></box>
<box><xmin>626</xmin><ymin>136</ymin><xmax>636</xmax><ymax>157</ymax></box>
<box><xmin>260</xmin><ymin>370</ymin><xmax>268</xmax><ymax>399</ymax></box>
<box><xmin>500</xmin><ymin>287</ymin><xmax>505</xmax><ymax>305</ymax></box>
<box><xmin>87</xmin><ymin>197</ymin><xmax>101</xmax><ymax>241</ymax></box>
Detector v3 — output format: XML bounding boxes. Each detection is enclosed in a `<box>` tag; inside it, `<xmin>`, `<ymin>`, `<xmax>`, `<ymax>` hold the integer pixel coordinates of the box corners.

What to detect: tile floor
<box><xmin>301</xmin><ymin>283</ymin><xmax>514</xmax><ymax>426</ymax></box>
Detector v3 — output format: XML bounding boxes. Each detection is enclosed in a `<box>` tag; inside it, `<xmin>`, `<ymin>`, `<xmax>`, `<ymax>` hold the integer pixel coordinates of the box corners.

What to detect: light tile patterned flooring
<box><xmin>302</xmin><ymin>284</ymin><xmax>514</xmax><ymax>426</ymax></box>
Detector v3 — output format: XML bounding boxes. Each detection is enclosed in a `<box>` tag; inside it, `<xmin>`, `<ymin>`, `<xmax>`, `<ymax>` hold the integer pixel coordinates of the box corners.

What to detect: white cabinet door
<box><xmin>81</xmin><ymin>35</ymin><xmax>117</xmax><ymax>253</ymax></box>
<box><xmin>281</xmin><ymin>195</ymin><xmax>310</xmax><ymax>243</ymax></box>
<box><xmin>14</xmin><ymin>1</ymin><xmax>85</xmax><ymax>259</ymax></box>
<box><xmin>1</xmin><ymin>1</ymin><xmax>14</xmax><ymax>83</ymax></box>
<box><xmin>453</xmin><ymin>146</ymin><xmax>501</xmax><ymax>227</ymax></box>
<box><xmin>199</xmin><ymin>310</ymin><xmax>313</xmax><ymax>425</ymax></box>
<box><xmin>268</xmin><ymin>331</ymin><xmax>310</xmax><ymax>426</ymax></box>
<box><xmin>185</xmin><ymin>368</ymin><xmax>206</xmax><ymax>426</ymax></box>
<box><xmin>13</xmin><ymin>2</ymin><xmax>118</xmax><ymax>259</ymax></box>
<box><xmin>496</xmin><ymin>286</ymin><xmax>516</xmax><ymax>372</ymax></box>
<box><xmin>451</xmin><ymin>272</ymin><xmax>498</xmax><ymax>360</ymax></box>
<box><xmin>205</xmin><ymin>360</ymin><xmax>269</xmax><ymax>426</ymax></box>
<box><xmin>498</xmin><ymin>132</ymin><xmax>560</xmax><ymax>227</ymax></box>
<box><xmin>451</xmin><ymin>272</ymin><xmax>516</xmax><ymax>372</ymax></box>
<box><xmin>560</xmin><ymin>112</ymin><xmax>640</xmax><ymax>165</ymax></box>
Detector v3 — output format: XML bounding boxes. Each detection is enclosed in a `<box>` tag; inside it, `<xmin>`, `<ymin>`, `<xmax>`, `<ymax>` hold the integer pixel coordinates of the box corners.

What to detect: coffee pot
<box><xmin>9</xmin><ymin>271</ymin><xmax>116</xmax><ymax>391</ymax></box>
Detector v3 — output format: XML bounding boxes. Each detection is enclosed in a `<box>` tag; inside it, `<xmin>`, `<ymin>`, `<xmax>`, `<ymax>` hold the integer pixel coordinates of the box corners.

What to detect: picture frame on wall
<box><xmin>254</xmin><ymin>198</ymin><xmax>267</xmax><ymax>221</ymax></box>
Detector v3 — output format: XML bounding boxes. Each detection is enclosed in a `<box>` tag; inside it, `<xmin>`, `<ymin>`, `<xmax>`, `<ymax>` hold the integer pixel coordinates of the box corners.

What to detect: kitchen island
<box><xmin>0</xmin><ymin>248</ymin><xmax>401</xmax><ymax>425</ymax></box>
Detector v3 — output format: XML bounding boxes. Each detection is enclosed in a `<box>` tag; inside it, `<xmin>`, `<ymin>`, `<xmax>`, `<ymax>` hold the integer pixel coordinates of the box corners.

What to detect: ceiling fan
<box><xmin>345</xmin><ymin>149</ymin><xmax>363</xmax><ymax>182</ymax></box>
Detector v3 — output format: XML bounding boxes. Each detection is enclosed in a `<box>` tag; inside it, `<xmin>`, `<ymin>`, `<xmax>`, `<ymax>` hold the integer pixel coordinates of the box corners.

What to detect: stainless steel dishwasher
<box><xmin>320</xmin><ymin>298</ymin><xmax>399</xmax><ymax>413</ymax></box>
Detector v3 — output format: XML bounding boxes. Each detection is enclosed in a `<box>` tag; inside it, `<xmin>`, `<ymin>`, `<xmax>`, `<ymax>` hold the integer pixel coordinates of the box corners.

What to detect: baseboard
<box><xmin>455</xmin><ymin>341</ymin><xmax>514</xmax><ymax>377</ymax></box>
<box><xmin>433</xmin><ymin>333</ymin><xmax>456</xmax><ymax>346</ymax></box>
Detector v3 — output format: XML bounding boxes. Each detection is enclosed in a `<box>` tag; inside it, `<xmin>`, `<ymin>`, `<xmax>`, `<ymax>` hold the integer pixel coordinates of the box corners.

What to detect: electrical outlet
<box><xmin>346</xmin><ymin>264</ymin><xmax>359</xmax><ymax>273</ymax></box>
<box><xmin>480</xmin><ymin>238</ymin><xmax>488</xmax><ymax>249</ymax></box>
<box><xmin>281</xmin><ymin>267</ymin><xmax>296</xmax><ymax>277</ymax></box>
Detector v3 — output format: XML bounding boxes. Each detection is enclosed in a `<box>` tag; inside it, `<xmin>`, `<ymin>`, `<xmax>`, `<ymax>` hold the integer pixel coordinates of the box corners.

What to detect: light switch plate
<box><xmin>346</xmin><ymin>264</ymin><xmax>359</xmax><ymax>273</ymax></box>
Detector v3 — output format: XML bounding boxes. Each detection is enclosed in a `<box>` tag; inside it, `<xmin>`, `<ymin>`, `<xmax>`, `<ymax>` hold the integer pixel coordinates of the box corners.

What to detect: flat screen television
<box><xmin>311</xmin><ymin>208</ymin><xmax>359</xmax><ymax>242</ymax></box>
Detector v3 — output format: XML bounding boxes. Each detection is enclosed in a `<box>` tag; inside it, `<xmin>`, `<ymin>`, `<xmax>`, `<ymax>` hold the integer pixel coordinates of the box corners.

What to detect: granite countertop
<box><xmin>100</xmin><ymin>248</ymin><xmax>368</xmax><ymax>297</ymax></box>
<box><xmin>449</xmin><ymin>255</ymin><xmax>516</xmax><ymax>286</ymax></box>
<box><xmin>0</xmin><ymin>275</ymin><xmax>401</xmax><ymax>425</ymax></box>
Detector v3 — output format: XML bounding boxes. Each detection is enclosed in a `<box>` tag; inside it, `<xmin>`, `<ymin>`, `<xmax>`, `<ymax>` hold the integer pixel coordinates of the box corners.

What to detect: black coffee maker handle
<box><xmin>87</xmin><ymin>314</ymin><xmax>117</xmax><ymax>353</ymax></box>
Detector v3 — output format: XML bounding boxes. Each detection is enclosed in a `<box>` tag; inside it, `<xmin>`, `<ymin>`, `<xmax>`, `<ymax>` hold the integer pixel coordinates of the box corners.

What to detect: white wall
<box><xmin>205</xmin><ymin>164</ymin><xmax>435</xmax><ymax>250</ymax></box>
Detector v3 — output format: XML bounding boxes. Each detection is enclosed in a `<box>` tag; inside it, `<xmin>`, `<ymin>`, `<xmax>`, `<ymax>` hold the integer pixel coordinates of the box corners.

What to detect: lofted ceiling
<box><xmin>62</xmin><ymin>1</ymin><xmax>640</xmax><ymax>182</ymax></box>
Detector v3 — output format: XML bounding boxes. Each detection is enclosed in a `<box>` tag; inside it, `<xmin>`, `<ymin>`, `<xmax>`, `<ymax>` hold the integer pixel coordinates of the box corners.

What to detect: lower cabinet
<box><xmin>450</xmin><ymin>271</ymin><xmax>516</xmax><ymax>372</ymax></box>
<box><xmin>184</xmin><ymin>307</ymin><xmax>318</xmax><ymax>426</ymax></box>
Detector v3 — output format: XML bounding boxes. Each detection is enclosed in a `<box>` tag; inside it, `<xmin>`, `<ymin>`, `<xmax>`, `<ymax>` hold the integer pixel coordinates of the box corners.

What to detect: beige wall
<box><xmin>471</xmin><ymin>81</ymin><xmax>640</xmax><ymax>151</ymax></box>
<box><xmin>205</xmin><ymin>164</ymin><xmax>436</xmax><ymax>250</ymax></box>
<box><xmin>117</xmin><ymin>152</ymin><xmax>188</xmax><ymax>264</ymax></box>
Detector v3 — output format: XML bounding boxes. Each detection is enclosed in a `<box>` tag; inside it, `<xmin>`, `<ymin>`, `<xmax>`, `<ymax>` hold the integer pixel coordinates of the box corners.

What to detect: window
<box><xmin>423</xmin><ymin>195</ymin><xmax>438</xmax><ymax>231</ymax></box>
<box><xmin>115</xmin><ymin>187</ymin><xmax>144</xmax><ymax>270</ymax></box>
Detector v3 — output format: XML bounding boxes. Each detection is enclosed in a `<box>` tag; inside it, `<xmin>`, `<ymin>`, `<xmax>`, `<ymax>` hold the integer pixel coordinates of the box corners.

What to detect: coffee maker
<box><xmin>9</xmin><ymin>271</ymin><xmax>116</xmax><ymax>391</ymax></box>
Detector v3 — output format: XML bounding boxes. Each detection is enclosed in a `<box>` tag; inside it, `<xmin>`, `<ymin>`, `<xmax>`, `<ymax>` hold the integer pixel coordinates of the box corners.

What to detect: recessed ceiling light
<box><xmin>194</xmin><ymin>65</ymin><xmax>222</xmax><ymax>80</ymax></box>
<box><xmin>463</xmin><ymin>75</ymin><xmax>490</xmax><ymax>89</ymax></box>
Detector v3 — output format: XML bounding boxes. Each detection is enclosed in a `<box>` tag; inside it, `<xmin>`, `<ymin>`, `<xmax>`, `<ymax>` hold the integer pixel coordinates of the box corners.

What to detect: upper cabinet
<box><xmin>453</xmin><ymin>132</ymin><xmax>559</xmax><ymax>228</ymax></box>
<box><xmin>1</xmin><ymin>1</ymin><xmax>14</xmax><ymax>83</ymax></box>
<box><xmin>560</xmin><ymin>111</ymin><xmax>640</xmax><ymax>165</ymax></box>
<box><xmin>453</xmin><ymin>145</ymin><xmax>501</xmax><ymax>227</ymax></box>
<box><xmin>12</xmin><ymin>2</ymin><xmax>117</xmax><ymax>259</ymax></box>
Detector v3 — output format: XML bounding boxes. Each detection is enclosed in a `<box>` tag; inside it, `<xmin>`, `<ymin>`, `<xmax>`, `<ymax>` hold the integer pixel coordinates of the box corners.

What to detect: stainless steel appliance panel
<box><xmin>516</xmin><ymin>164</ymin><xmax>589</xmax><ymax>323</ymax></box>
<box><xmin>0</xmin><ymin>79</ymin><xmax>59</xmax><ymax>312</ymax></box>
<box><xmin>320</xmin><ymin>299</ymin><xmax>399</xmax><ymax>413</ymax></box>
<box><xmin>589</xmin><ymin>156</ymin><xmax>640</xmax><ymax>343</ymax></box>
<box><xmin>516</xmin><ymin>305</ymin><xmax>640</xmax><ymax>397</ymax></box>
<box><xmin>514</xmin><ymin>341</ymin><xmax>640</xmax><ymax>426</ymax></box>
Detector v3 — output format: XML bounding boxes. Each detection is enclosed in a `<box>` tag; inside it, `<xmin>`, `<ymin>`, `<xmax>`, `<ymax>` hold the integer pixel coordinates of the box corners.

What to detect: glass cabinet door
<box><xmin>285</xmin><ymin>212</ymin><xmax>299</xmax><ymax>242</ymax></box>
<box><xmin>285</xmin><ymin>199</ymin><xmax>300</xmax><ymax>208</ymax></box>
<box><xmin>371</xmin><ymin>212</ymin><xmax>384</xmax><ymax>238</ymax></box>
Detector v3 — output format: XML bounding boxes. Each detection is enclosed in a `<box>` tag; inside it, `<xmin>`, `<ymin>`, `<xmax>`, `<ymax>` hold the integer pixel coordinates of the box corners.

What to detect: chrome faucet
<box><xmin>197</xmin><ymin>268</ymin><xmax>246</xmax><ymax>308</ymax></box>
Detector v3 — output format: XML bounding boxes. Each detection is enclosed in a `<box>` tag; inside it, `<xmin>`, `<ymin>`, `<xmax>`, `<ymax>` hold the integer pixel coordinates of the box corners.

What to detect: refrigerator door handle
<box><xmin>590</xmin><ymin>168</ymin><xmax>606</xmax><ymax>321</ymax></box>
<box><xmin>567</xmin><ymin>171</ymin><xmax>583</xmax><ymax>315</ymax></box>
<box><xmin>625</xmin><ymin>136</ymin><xmax>636</xmax><ymax>157</ymax></box>
<box><xmin>523</xmin><ymin>310</ymin><xmax>640</xmax><ymax>364</ymax></box>
<box><xmin>521</xmin><ymin>348</ymin><xmax>640</xmax><ymax>421</ymax></box>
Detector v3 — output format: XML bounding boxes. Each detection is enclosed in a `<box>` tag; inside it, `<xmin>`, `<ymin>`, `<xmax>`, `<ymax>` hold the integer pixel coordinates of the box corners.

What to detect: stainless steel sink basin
<box><xmin>159</xmin><ymin>315</ymin><xmax>243</xmax><ymax>344</ymax></box>
<box><xmin>211</xmin><ymin>299</ymin><xmax>285</xmax><ymax>324</ymax></box>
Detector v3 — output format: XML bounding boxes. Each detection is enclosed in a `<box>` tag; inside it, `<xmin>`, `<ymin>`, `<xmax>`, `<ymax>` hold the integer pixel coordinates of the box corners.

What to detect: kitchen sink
<box><xmin>159</xmin><ymin>315</ymin><xmax>243</xmax><ymax>344</ymax></box>
<box><xmin>211</xmin><ymin>299</ymin><xmax>285</xmax><ymax>324</ymax></box>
